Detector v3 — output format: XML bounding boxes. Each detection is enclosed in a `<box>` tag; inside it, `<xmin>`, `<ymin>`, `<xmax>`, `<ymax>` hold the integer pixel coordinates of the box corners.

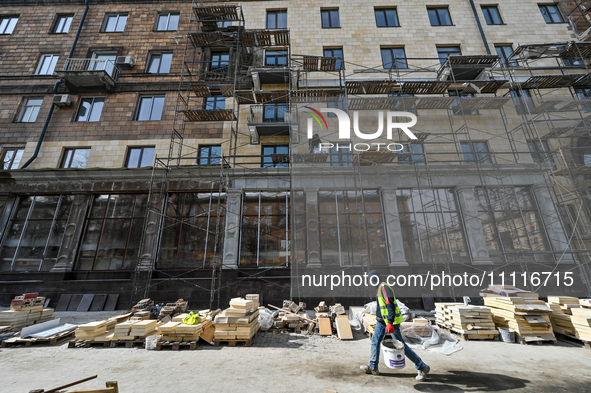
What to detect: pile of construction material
<box><xmin>435</xmin><ymin>303</ymin><xmax>498</xmax><ymax>340</ymax></box>
<box><xmin>157</xmin><ymin>299</ymin><xmax>188</xmax><ymax>322</ymax></box>
<box><xmin>0</xmin><ymin>293</ymin><xmax>54</xmax><ymax>330</ymax></box>
<box><xmin>214</xmin><ymin>295</ymin><xmax>261</xmax><ymax>344</ymax></box>
<box><xmin>73</xmin><ymin>313</ymin><xmax>131</xmax><ymax>342</ymax></box>
<box><xmin>113</xmin><ymin>319</ymin><xmax>158</xmax><ymax>340</ymax></box>
<box><xmin>481</xmin><ymin>286</ymin><xmax>555</xmax><ymax>344</ymax></box>
<box><xmin>547</xmin><ymin>296</ymin><xmax>591</xmax><ymax>344</ymax></box>
<box><xmin>316</xmin><ymin>302</ymin><xmax>353</xmax><ymax>340</ymax></box>
<box><xmin>271</xmin><ymin>300</ymin><xmax>312</xmax><ymax>333</ymax></box>
<box><xmin>157</xmin><ymin>310</ymin><xmax>216</xmax><ymax>342</ymax></box>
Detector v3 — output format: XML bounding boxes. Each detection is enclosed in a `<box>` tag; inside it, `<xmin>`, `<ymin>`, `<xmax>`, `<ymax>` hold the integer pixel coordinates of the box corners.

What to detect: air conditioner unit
<box><xmin>52</xmin><ymin>94</ymin><xmax>72</xmax><ymax>107</ymax></box>
<box><xmin>115</xmin><ymin>56</ymin><xmax>136</xmax><ymax>68</ymax></box>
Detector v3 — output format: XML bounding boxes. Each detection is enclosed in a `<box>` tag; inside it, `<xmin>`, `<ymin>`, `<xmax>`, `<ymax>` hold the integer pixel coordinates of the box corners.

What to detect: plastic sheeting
<box><xmin>400</xmin><ymin>323</ymin><xmax>463</xmax><ymax>356</ymax></box>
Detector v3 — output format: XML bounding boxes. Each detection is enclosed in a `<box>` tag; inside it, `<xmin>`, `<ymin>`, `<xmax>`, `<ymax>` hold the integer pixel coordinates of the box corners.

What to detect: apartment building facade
<box><xmin>1</xmin><ymin>0</ymin><xmax>590</xmax><ymax>307</ymax></box>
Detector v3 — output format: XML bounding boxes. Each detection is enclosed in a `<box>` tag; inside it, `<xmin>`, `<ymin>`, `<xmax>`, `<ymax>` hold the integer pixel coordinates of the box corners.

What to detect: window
<box><xmin>323</xmin><ymin>48</ymin><xmax>344</xmax><ymax>70</ymax></box>
<box><xmin>539</xmin><ymin>4</ymin><xmax>564</xmax><ymax>23</ymax></box>
<box><xmin>327</xmin><ymin>98</ymin><xmax>346</xmax><ymax>117</ymax></box>
<box><xmin>204</xmin><ymin>96</ymin><xmax>226</xmax><ymax>110</ymax></box>
<box><xmin>211</xmin><ymin>51</ymin><xmax>229</xmax><ymax>71</ymax></box>
<box><xmin>449</xmin><ymin>91</ymin><xmax>479</xmax><ymax>115</ymax></box>
<box><xmin>266</xmin><ymin>10</ymin><xmax>287</xmax><ymax>29</ymax></box>
<box><xmin>76</xmin><ymin>97</ymin><xmax>105</xmax><ymax>122</ymax></box>
<box><xmin>399</xmin><ymin>143</ymin><xmax>425</xmax><ymax>165</ymax></box>
<box><xmin>262</xmin><ymin>145</ymin><xmax>289</xmax><ymax>167</ymax></box>
<box><xmin>381</xmin><ymin>47</ymin><xmax>407</xmax><ymax>69</ymax></box>
<box><xmin>263</xmin><ymin>103</ymin><xmax>288</xmax><ymax>122</ymax></box>
<box><xmin>136</xmin><ymin>96</ymin><xmax>165</xmax><ymax>121</ymax></box>
<box><xmin>18</xmin><ymin>98</ymin><xmax>43</xmax><ymax>123</ymax></box>
<box><xmin>1</xmin><ymin>147</ymin><xmax>24</xmax><ymax>170</ymax></box>
<box><xmin>126</xmin><ymin>147</ymin><xmax>155</xmax><ymax>168</ymax></box>
<box><xmin>198</xmin><ymin>145</ymin><xmax>221</xmax><ymax>165</ymax></box>
<box><xmin>76</xmin><ymin>194</ymin><xmax>147</xmax><ymax>270</ymax></box>
<box><xmin>35</xmin><ymin>55</ymin><xmax>59</xmax><ymax>75</ymax></box>
<box><xmin>156</xmin><ymin>13</ymin><xmax>179</xmax><ymax>31</ymax></box>
<box><xmin>103</xmin><ymin>14</ymin><xmax>128</xmax><ymax>32</ymax></box>
<box><xmin>510</xmin><ymin>89</ymin><xmax>535</xmax><ymax>114</ymax></box>
<box><xmin>528</xmin><ymin>140</ymin><xmax>555</xmax><ymax>168</ymax></box>
<box><xmin>0</xmin><ymin>16</ymin><xmax>18</xmax><ymax>34</ymax></box>
<box><xmin>375</xmin><ymin>8</ymin><xmax>399</xmax><ymax>27</ymax></box>
<box><xmin>90</xmin><ymin>53</ymin><xmax>117</xmax><ymax>77</ymax></box>
<box><xmin>0</xmin><ymin>195</ymin><xmax>74</xmax><ymax>272</ymax></box>
<box><xmin>461</xmin><ymin>141</ymin><xmax>492</xmax><ymax>164</ymax></box>
<box><xmin>481</xmin><ymin>6</ymin><xmax>503</xmax><ymax>25</ymax></box>
<box><xmin>330</xmin><ymin>144</ymin><xmax>353</xmax><ymax>166</ymax></box>
<box><xmin>495</xmin><ymin>45</ymin><xmax>517</xmax><ymax>67</ymax></box>
<box><xmin>576</xmin><ymin>88</ymin><xmax>591</xmax><ymax>112</ymax></box>
<box><xmin>428</xmin><ymin>7</ymin><xmax>452</xmax><ymax>26</ymax></box>
<box><xmin>321</xmin><ymin>9</ymin><xmax>340</xmax><ymax>28</ymax></box>
<box><xmin>61</xmin><ymin>148</ymin><xmax>90</xmax><ymax>169</ymax></box>
<box><xmin>53</xmin><ymin>15</ymin><xmax>73</xmax><ymax>33</ymax></box>
<box><xmin>437</xmin><ymin>46</ymin><xmax>461</xmax><ymax>65</ymax></box>
<box><xmin>265</xmin><ymin>50</ymin><xmax>288</xmax><ymax>66</ymax></box>
<box><xmin>147</xmin><ymin>53</ymin><xmax>173</xmax><ymax>73</ymax></box>
<box><xmin>240</xmin><ymin>192</ymin><xmax>289</xmax><ymax>267</ymax></box>
<box><xmin>158</xmin><ymin>192</ymin><xmax>226</xmax><ymax>269</ymax></box>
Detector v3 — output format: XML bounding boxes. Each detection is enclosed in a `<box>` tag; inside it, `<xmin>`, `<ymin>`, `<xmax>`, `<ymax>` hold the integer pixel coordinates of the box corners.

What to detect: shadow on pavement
<box><xmin>408</xmin><ymin>371</ymin><xmax>529</xmax><ymax>392</ymax></box>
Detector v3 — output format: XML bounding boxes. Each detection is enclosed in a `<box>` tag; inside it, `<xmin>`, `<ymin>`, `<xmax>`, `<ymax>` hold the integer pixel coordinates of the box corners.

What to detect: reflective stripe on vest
<box><xmin>377</xmin><ymin>283</ymin><xmax>403</xmax><ymax>325</ymax></box>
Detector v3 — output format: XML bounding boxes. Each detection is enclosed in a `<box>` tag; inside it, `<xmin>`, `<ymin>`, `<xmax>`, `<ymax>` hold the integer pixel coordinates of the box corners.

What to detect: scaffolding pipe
<box><xmin>469</xmin><ymin>0</ymin><xmax>492</xmax><ymax>55</ymax></box>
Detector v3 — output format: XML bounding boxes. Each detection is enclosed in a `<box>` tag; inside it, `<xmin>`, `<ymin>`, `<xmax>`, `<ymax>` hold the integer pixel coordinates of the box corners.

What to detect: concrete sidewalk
<box><xmin>1</xmin><ymin>312</ymin><xmax>590</xmax><ymax>393</ymax></box>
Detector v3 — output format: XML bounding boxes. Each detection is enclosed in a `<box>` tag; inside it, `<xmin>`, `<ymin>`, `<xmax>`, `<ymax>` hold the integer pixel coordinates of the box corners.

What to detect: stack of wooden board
<box><xmin>435</xmin><ymin>303</ymin><xmax>498</xmax><ymax>339</ymax></box>
<box><xmin>482</xmin><ymin>287</ymin><xmax>555</xmax><ymax>343</ymax></box>
<box><xmin>112</xmin><ymin>319</ymin><xmax>158</xmax><ymax>340</ymax></box>
<box><xmin>547</xmin><ymin>296</ymin><xmax>591</xmax><ymax>342</ymax></box>
<box><xmin>157</xmin><ymin>316</ymin><xmax>213</xmax><ymax>342</ymax></box>
<box><xmin>0</xmin><ymin>307</ymin><xmax>54</xmax><ymax>330</ymax></box>
<box><xmin>570</xmin><ymin>308</ymin><xmax>591</xmax><ymax>342</ymax></box>
<box><xmin>75</xmin><ymin>320</ymin><xmax>116</xmax><ymax>341</ymax></box>
<box><xmin>548</xmin><ymin>296</ymin><xmax>581</xmax><ymax>315</ymax></box>
<box><xmin>214</xmin><ymin>298</ymin><xmax>260</xmax><ymax>342</ymax></box>
<box><xmin>580</xmin><ymin>299</ymin><xmax>591</xmax><ymax>309</ymax></box>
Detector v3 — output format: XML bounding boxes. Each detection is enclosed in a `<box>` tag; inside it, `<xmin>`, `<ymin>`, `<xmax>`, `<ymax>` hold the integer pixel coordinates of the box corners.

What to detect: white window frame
<box><xmin>156</xmin><ymin>13</ymin><xmax>180</xmax><ymax>31</ymax></box>
<box><xmin>54</xmin><ymin>15</ymin><xmax>73</xmax><ymax>33</ymax></box>
<box><xmin>136</xmin><ymin>96</ymin><xmax>165</xmax><ymax>121</ymax></box>
<box><xmin>103</xmin><ymin>14</ymin><xmax>128</xmax><ymax>32</ymax></box>
<box><xmin>35</xmin><ymin>55</ymin><xmax>59</xmax><ymax>75</ymax></box>
<box><xmin>0</xmin><ymin>16</ymin><xmax>18</xmax><ymax>34</ymax></box>
<box><xmin>147</xmin><ymin>53</ymin><xmax>173</xmax><ymax>74</ymax></box>
<box><xmin>18</xmin><ymin>98</ymin><xmax>43</xmax><ymax>123</ymax></box>
<box><xmin>75</xmin><ymin>97</ymin><xmax>105</xmax><ymax>122</ymax></box>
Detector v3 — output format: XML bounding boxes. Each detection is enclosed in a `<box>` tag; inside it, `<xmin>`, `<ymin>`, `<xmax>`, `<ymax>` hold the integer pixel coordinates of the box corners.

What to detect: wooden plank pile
<box><xmin>481</xmin><ymin>286</ymin><xmax>555</xmax><ymax>344</ymax></box>
<box><xmin>157</xmin><ymin>311</ymin><xmax>214</xmax><ymax>342</ymax></box>
<box><xmin>157</xmin><ymin>298</ymin><xmax>189</xmax><ymax>322</ymax></box>
<box><xmin>272</xmin><ymin>300</ymin><xmax>313</xmax><ymax>333</ymax></box>
<box><xmin>214</xmin><ymin>296</ymin><xmax>261</xmax><ymax>344</ymax></box>
<box><xmin>435</xmin><ymin>303</ymin><xmax>498</xmax><ymax>340</ymax></box>
<box><xmin>547</xmin><ymin>296</ymin><xmax>591</xmax><ymax>345</ymax></box>
<box><xmin>315</xmin><ymin>302</ymin><xmax>353</xmax><ymax>340</ymax></box>
<box><xmin>75</xmin><ymin>320</ymin><xmax>116</xmax><ymax>341</ymax></box>
<box><xmin>0</xmin><ymin>293</ymin><xmax>54</xmax><ymax>330</ymax></box>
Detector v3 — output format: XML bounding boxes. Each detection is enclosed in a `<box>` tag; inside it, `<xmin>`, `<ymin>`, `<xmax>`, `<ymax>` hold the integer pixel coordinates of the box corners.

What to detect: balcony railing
<box><xmin>63</xmin><ymin>58</ymin><xmax>121</xmax><ymax>81</ymax></box>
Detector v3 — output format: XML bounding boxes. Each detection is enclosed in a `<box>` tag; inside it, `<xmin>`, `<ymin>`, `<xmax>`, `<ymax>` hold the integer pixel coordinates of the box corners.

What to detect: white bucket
<box><xmin>381</xmin><ymin>338</ymin><xmax>406</xmax><ymax>369</ymax></box>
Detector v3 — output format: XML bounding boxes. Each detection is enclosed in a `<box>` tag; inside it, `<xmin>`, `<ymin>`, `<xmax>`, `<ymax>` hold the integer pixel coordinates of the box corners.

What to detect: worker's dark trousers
<box><xmin>369</xmin><ymin>320</ymin><xmax>428</xmax><ymax>371</ymax></box>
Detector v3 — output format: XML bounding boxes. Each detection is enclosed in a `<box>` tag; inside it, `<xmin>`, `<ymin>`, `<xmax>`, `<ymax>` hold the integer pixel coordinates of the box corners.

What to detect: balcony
<box><xmin>247</xmin><ymin>104</ymin><xmax>296</xmax><ymax>143</ymax></box>
<box><xmin>58</xmin><ymin>58</ymin><xmax>121</xmax><ymax>92</ymax></box>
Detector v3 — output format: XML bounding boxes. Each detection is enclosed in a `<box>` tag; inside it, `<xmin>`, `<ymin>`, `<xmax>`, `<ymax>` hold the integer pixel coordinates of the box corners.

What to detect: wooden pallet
<box><xmin>2</xmin><ymin>330</ymin><xmax>75</xmax><ymax>348</ymax></box>
<box><xmin>213</xmin><ymin>338</ymin><xmax>253</xmax><ymax>347</ymax></box>
<box><xmin>155</xmin><ymin>340</ymin><xmax>198</xmax><ymax>350</ymax></box>
<box><xmin>110</xmin><ymin>339</ymin><xmax>145</xmax><ymax>348</ymax></box>
<box><xmin>515</xmin><ymin>333</ymin><xmax>557</xmax><ymax>346</ymax></box>
<box><xmin>436</xmin><ymin>323</ymin><xmax>499</xmax><ymax>341</ymax></box>
<box><xmin>554</xmin><ymin>332</ymin><xmax>591</xmax><ymax>349</ymax></box>
<box><xmin>68</xmin><ymin>339</ymin><xmax>111</xmax><ymax>348</ymax></box>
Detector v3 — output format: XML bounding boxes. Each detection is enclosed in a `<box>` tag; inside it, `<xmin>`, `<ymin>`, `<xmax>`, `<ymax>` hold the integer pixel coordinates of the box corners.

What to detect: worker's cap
<box><xmin>368</xmin><ymin>270</ymin><xmax>381</xmax><ymax>285</ymax></box>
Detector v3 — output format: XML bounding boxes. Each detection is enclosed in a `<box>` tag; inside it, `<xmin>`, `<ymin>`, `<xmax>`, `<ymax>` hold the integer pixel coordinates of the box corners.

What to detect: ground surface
<box><xmin>1</xmin><ymin>311</ymin><xmax>591</xmax><ymax>393</ymax></box>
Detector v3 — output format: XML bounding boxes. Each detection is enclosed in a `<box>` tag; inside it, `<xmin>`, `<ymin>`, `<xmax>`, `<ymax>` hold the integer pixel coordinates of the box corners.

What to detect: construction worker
<box><xmin>360</xmin><ymin>270</ymin><xmax>430</xmax><ymax>381</ymax></box>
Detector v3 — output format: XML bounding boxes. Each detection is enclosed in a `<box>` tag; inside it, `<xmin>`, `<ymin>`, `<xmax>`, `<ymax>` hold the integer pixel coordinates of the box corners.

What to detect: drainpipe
<box><xmin>469</xmin><ymin>0</ymin><xmax>491</xmax><ymax>55</ymax></box>
<box><xmin>21</xmin><ymin>0</ymin><xmax>89</xmax><ymax>169</ymax></box>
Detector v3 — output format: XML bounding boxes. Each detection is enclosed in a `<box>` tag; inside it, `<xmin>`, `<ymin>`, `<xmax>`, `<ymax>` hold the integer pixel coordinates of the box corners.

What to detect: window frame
<box><xmin>75</xmin><ymin>97</ymin><xmax>105</xmax><ymax>122</ymax></box>
<box><xmin>203</xmin><ymin>95</ymin><xmax>226</xmax><ymax>110</ymax></box>
<box><xmin>102</xmin><ymin>13</ymin><xmax>128</xmax><ymax>33</ymax></box>
<box><xmin>146</xmin><ymin>52</ymin><xmax>173</xmax><ymax>74</ymax></box>
<box><xmin>427</xmin><ymin>7</ymin><xmax>453</xmax><ymax>26</ymax></box>
<box><xmin>53</xmin><ymin>14</ymin><xmax>74</xmax><ymax>33</ymax></box>
<box><xmin>264</xmin><ymin>49</ymin><xmax>288</xmax><ymax>67</ymax></box>
<box><xmin>210</xmin><ymin>51</ymin><xmax>230</xmax><ymax>71</ymax></box>
<box><xmin>1</xmin><ymin>147</ymin><xmax>24</xmax><ymax>170</ymax></box>
<box><xmin>135</xmin><ymin>95</ymin><xmax>165</xmax><ymax>121</ymax></box>
<box><xmin>261</xmin><ymin>145</ymin><xmax>289</xmax><ymax>168</ymax></box>
<box><xmin>323</xmin><ymin>47</ymin><xmax>344</xmax><ymax>70</ymax></box>
<box><xmin>374</xmin><ymin>8</ymin><xmax>400</xmax><ymax>27</ymax></box>
<box><xmin>60</xmin><ymin>148</ymin><xmax>91</xmax><ymax>169</ymax></box>
<box><xmin>125</xmin><ymin>146</ymin><xmax>155</xmax><ymax>168</ymax></box>
<box><xmin>481</xmin><ymin>6</ymin><xmax>503</xmax><ymax>25</ymax></box>
<box><xmin>527</xmin><ymin>140</ymin><xmax>556</xmax><ymax>169</ymax></box>
<box><xmin>266</xmin><ymin>10</ymin><xmax>287</xmax><ymax>29</ymax></box>
<box><xmin>381</xmin><ymin>47</ymin><xmax>408</xmax><ymax>69</ymax></box>
<box><xmin>0</xmin><ymin>16</ymin><xmax>19</xmax><ymax>35</ymax></box>
<box><xmin>330</xmin><ymin>144</ymin><xmax>353</xmax><ymax>166</ymax></box>
<box><xmin>198</xmin><ymin>145</ymin><xmax>222</xmax><ymax>166</ymax></box>
<box><xmin>495</xmin><ymin>45</ymin><xmax>518</xmax><ymax>67</ymax></box>
<box><xmin>35</xmin><ymin>54</ymin><xmax>59</xmax><ymax>75</ymax></box>
<box><xmin>437</xmin><ymin>45</ymin><xmax>462</xmax><ymax>65</ymax></box>
<box><xmin>155</xmin><ymin>12</ymin><xmax>180</xmax><ymax>31</ymax></box>
<box><xmin>399</xmin><ymin>143</ymin><xmax>425</xmax><ymax>165</ymax></box>
<box><xmin>18</xmin><ymin>98</ymin><xmax>43</xmax><ymax>123</ymax></box>
<box><xmin>539</xmin><ymin>4</ymin><xmax>564</xmax><ymax>23</ymax></box>
<box><xmin>460</xmin><ymin>141</ymin><xmax>492</xmax><ymax>164</ymax></box>
<box><xmin>321</xmin><ymin>9</ymin><xmax>340</xmax><ymax>28</ymax></box>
